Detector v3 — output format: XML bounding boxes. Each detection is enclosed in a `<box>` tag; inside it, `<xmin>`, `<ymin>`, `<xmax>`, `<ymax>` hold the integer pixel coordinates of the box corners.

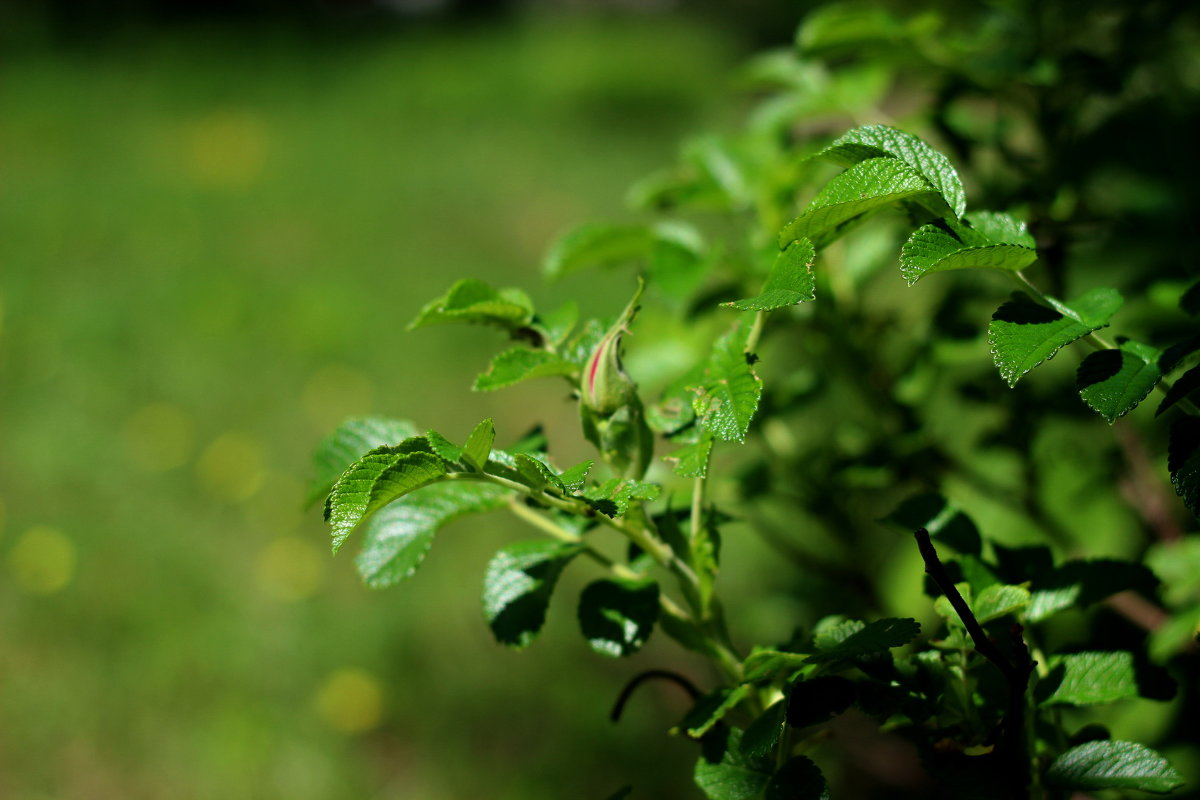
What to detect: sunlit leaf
<box><xmin>326</xmin><ymin>447</ymin><xmax>448</xmax><ymax>553</ymax></box>
<box><xmin>577</xmin><ymin>576</ymin><xmax>659</xmax><ymax>657</ymax></box>
<box><xmin>1046</xmin><ymin>741</ymin><xmax>1184</xmax><ymax>793</ymax></box>
<box><xmin>309</xmin><ymin>417</ymin><xmax>419</xmax><ymax>505</ymax></box>
<box><xmin>473</xmin><ymin>348</ymin><xmax>577</xmax><ymax>391</ymax></box>
<box><xmin>1077</xmin><ymin>340</ymin><xmax>1161</xmax><ymax>423</ymax></box>
<box><xmin>693</xmin><ymin>323</ymin><xmax>763</xmax><ymax>442</ymax></box>
<box><xmin>483</xmin><ymin>539</ymin><xmax>583</xmax><ymax>648</ymax></box>
<box><xmin>408</xmin><ymin>278</ymin><xmax>533</xmax><ymax>331</ymax></box>
<box><xmin>1038</xmin><ymin>651</ymin><xmax>1139</xmax><ymax>707</ymax></box>
<box><xmin>724</xmin><ymin>239</ymin><xmax>816</xmax><ymax>311</ymax></box>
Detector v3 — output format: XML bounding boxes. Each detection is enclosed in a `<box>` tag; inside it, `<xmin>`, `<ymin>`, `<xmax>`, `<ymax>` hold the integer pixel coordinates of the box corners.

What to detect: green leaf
<box><xmin>987</xmin><ymin>289</ymin><xmax>1123</xmax><ymax>387</ymax></box>
<box><xmin>473</xmin><ymin>348</ymin><xmax>577</xmax><ymax>391</ymax></box>
<box><xmin>425</xmin><ymin>429</ymin><xmax>463</xmax><ymax>464</ymax></box>
<box><xmin>740</xmin><ymin>701</ymin><xmax>787</xmax><ymax>762</ymax></box>
<box><xmin>900</xmin><ymin>218</ymin><xmax>1037</xmax><ymax>285</ymax></box>
<box><xmin>513</xmin><ymin>453</ymin><xmax>566</xmax><ymax>493</ymax></box>
<box><xmin>693</xmin><ymin>323</ymin><xmax>763</xmax><ymax>442</ymax></box>
<box><xmin>577</xmin><ymin>577</ymin><xmax>659</xmax><ymax>657</ymax></box>
<box><xmin>1168</xmin><ymin>416</ymin><xmax>1200</xmax><ymax>517</ymax></box>
<box><xmin>326</xmin><ymin>448</ymin><xmax>448</xmax><ymax>553</ymax></box>
<box><xmin>557</xmin><ymin>460</ymin><xmax>593</xmax><ymax>493</ymax></box>
<box><xmin>971</xmin><ymin>583</ymin><xmax>1030</xmax><ymax>623</ymax></box>
<box><xmin>664</xmin><ymin>436</ymin><xmax>714</xmax><ymax>478</ymax></box>
<box><xmin>1077</xmin><ymin>340</ymin><xmax>1162</xmax><ymax>423</ymax></box>
<box><xmin>1039</xmin><ymin>651</ymin><xmax>1139</xmax><ymax>707</ymax></box>
<box><xmin>531</xmin><ymin>300</ymin><xmax>579</xmax><ymax>348</ymax></box>
<box><xmin>680</xmin><ymin>686</ymin><xmax>753</xmax><ymax>738</ymax></box>
<box><xmin>543</xmin><ymin>221</ymin><xmax>704</xmax><ymax>281</ymax></box>
<box><xmin>1156</xmin><ymin>363</ymin><xmax>1200</xmax><ymax>417</ymax></box>
<box><xmin>807</xmin><ymin>617</ymin><xmax>920</xmax><ymax>663</ymax></box>
<box><xmin>724</xmin><ymin>239</ymin><xmax>816</xmax><ymax>311</ymax></box>
<box><xmin>482</xmin><ymin>539</ymin><xmax>583</xmax><ymax>648</ymax></box>
<box><xmin>743</xmin><ymin>649</ymin><xmax>809</xmax><ymax>683</ymax></box>
<box><xmin>408</xmin><ymin>278</ymin><xmax>533</xmax><ymax>332</ymax></box>
<box><xmin>355</xmin><ymin>481</ymin><xmax>507</xmax><ymax>588</ymax></box>
<box><xmin>779</xmin><ymin>158</ymin><xmax>942</xmax><ymax>246</ymax></box>
<box><xmin>462</xmin><ymin>418</ymin><xmax>495</xmax><ymax>471</ymax></box>
<box><xmin>309</xmin><ymin>417</ymin><xmax>420</xmax><ymax>505</ymax></box>
<box><xmin>765</xmin><ymin>756</ymin><xmax>830</xmax><ymax>800</ymax></box>
<box><xmin>816</xmin><ymin>124</ymin><xmax>966</xmax><ymax>218</ymax></box>
<box><xmin>694</xmin><ymin>728</ymin><xmax>772</xmax><ymax>800</ymax></box>
<box><xmin>583</xmin><ymin>479</ymin><xmax>662</xmax><ymax>517</ymax></box>
<box><xmin>1046</xmin><ymin>740</ymin><xmax>1184</xmax><ymax>794</ymax></box>
<box><xmin>1025</xmin><ymin>559</ymin><xmax>1160</xmax><ymax>623</ymax></box>
<box><xmin>967</xmin><ymin>210</ymin><xmax>1037</xmax><ymax>247</ymax></box>
<box><xmin>1145</xmin><ymin>537</ymin><xmax>1200</xmax><ymax>606</ymax></box>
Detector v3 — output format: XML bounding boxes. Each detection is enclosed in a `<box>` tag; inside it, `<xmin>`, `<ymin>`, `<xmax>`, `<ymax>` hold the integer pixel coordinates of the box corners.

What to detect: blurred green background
<box><xmin>0</xmin><ymin>4</ymin><xmax>773</xmax><ymax>798</ymax></box>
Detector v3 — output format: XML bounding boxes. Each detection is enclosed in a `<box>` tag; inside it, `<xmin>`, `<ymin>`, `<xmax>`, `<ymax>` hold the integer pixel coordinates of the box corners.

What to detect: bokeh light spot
<box><xmin>196</xmin><ymin>432</ymin><xmax>266</xmax><ymax>501</ymax></box>
<box><xmin>257</xmin><ymin>536</ymin><xmax>325</xmax><ymax>602</ymax></box>
<box><xmin>314</xmin><ymin>668</ymin><xmax>383</xmax><ymax>734</ymax></box>
<box><xmin>184</xmin><ymin>109</ymin><xmax>269</xmax><ymax>189</ymax></box>
<box><xmin>122</xmin><ymin>402</ymin><xmax>197</xmax><ymax>472</ymax></box>
<box><xmin>302</xmin><ymin>365</ymin><xmax>374</xmax><ymax>430</ymax></box>
<box><xmin>8</xmin><ymin>526</ymin><xmax>76</xmax><ymax>595</ymax></box>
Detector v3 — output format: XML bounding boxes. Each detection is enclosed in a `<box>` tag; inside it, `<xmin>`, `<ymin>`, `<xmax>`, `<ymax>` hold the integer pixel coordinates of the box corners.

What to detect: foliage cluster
<box><xmin>313</xmin><ymin>3</ymin><xmax>1199</xmax><ymax>797</ymax></box>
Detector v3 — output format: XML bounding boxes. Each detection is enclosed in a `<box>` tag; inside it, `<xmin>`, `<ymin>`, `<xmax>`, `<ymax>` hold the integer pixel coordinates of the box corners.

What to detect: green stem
<box><xmin>746</xmin><ymin>309</ymin><xmax>768</xmax><ymax>353</ymax></box>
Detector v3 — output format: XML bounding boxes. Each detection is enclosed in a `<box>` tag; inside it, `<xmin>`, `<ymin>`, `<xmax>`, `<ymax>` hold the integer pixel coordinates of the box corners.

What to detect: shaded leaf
<box><xmin>1046</xmin><ymin>741</ymin><xmax>1184</xmax><ymax>794</ymax></box>
<box><xmin>310</xmin><ymin>417</ymin><xmax>419</xmax><ymax>505</ymax></box>
<box><xmin>1038</xmin><ymin>651</ymin><xmax>1138</xmax><ymax>707</ymax></box>
<box><xmin>1025</xmin><ymin>559</ymin><xmax>1160</xmax><ymax>623</ymax></box>
<box><xmin>473</xmin><ymin>348</ymin><xmax>577</xmax><ymax>391</ymax></box>
<box><xmin>1077</xmin><ymin>340</ymin><xmax>1161</xmax><ymax>423</ymax></box>
<box><xmin>724</xmin><ymin>239</ymin><xmax>816</xmax><ymax>311</ymax></box>
<box><xmin>483</xmin><ymin>539</ymin><xmax>583</xmax><ymax>648</ymax></box>
<box><xmin>787</xmin><ymin>676</ymin><xmax>855</xmax><ymax>728</ymax></box>
<box><xmin>578</xmin><ymin>577</ymin><xmax>659</xmax><ymax>657</ymax></box>
<box><xmin>743</xmin><ymin>649</ymin><xmax>808</xmax><ymax>684</ymax></box>
<box><xmin>681</xmin><ymin>686</ymin><xmax>753</xmax><ymax>739</ymax></box>
<box><xmin>987</xmin><ymin>289</ymin><xmax>1123</xmax><ymax>387</ymax></box>
<box><xmin>766</xmin><ymin>756</ymin><xmax>830</xmax><ymax>800</ymax></box>
<box><xmin>972</xmin><ymin>583</ymin><xmax>1030</xmax><ymax>624</ymax></box>
<box><xmin>355</xmin><ymin>481</ymin><xmax>507</xmax><ymax>588</ymax></box>
<box><xmin>408</xmin><ymin>278</ymin><xmax>533</xmax><ymax>331</ymax></box>
<box><xmin>740</xmin><ymin>701</ymin><xmax>787</xmax><ymax>762</ymax></box>
<box><xmin>1156</xmin><ymin>363</ymin><xmax>1200</xmax><ymax>417</ymax></box>
<box><xmin>884</xmin><ymin>493</ymin><xmax>981</xmax><ymax>555</ymax></box>
<box><xmin>807</xmin><ymin>617</ymin><xmax>920</xmax><ymax>663</ymax></box>
<box><xmin>779</xmin><ymin>157</ymin><xmax>941</xmax><ymax>246</ymax></box>
<box><xmin>544</xmin><ymin>220</ymin><xmax>705</xmax><ymax>281</ymax></box>
<box><xmin>1168</xmin><ymin>416</ymin><xmax>1200</xmax><ymax>517</ymax></box>
<box><xmin>326</xmin><ymin>448</ymin><xmax>448</xmax><ymax>553</ymax></box>
<box><xmin>816</xmin><ymin>124</ymin><xmax>965</xmax><ymax>217</ymax></box>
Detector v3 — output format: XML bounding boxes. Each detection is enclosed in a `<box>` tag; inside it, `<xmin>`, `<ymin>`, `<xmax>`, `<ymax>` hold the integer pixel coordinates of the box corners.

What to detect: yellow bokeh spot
<box><xmin>302</xmin><ymin>365</ymin><xmax>374</xmax><ymax>430</ymax></box>
<box><xmin>8</xmin><ymin>526</ymin><xmax>76</xmax><ymax>595</ymax></box>
<box><xmin>196</xmin><ymin>432</ymin><xmax>266</xmax><ymax>501</ymax></box>
<box><xmin>315</xmin><ymin>668</ymin><xmax>384</xmax><ymax>734</ymax></box>
<box><xmin>257</xmin><ymin>536</ymin><xmax>325</xmax><ymax>602</ymax></box>
<box><xmin>185</xmin><ymin>110</ymin><xmax>269</xmax><ymax>189</ymax></box>
<box><xmin>122</xmin><ymin>402</ymin><xmax>197</xmax><ymax>472</ymax></box>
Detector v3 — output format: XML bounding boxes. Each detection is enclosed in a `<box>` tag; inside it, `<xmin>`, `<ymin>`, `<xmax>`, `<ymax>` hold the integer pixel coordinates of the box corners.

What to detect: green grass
<box><xmin>0</xmin><ymin>15</ymin><xmax>745</xmax><ymax>799</ymax></box>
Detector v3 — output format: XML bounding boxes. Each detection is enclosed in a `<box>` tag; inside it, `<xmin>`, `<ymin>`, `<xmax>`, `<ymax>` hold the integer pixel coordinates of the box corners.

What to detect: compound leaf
<box><xmin>817</xmin><ymin>124</ymin><xmax>965</xmax><ymax>217</ymax></box>
<box><xmin>1077</xmin><ymin>340</ymin><xmax>1162</xmax><ymax>423</ymax></box>
<box><xmin>1046</xmin><ymin>741</ymin><xmax>1184</xmax><ymax>794</ymax></box>
<box><xmin>310</xmin><ymin>417</ymin><xmax>420</xmax><ymax>505</ymax></box>
<box><xmin>483</xmin><ymin>539</ymin><xmax>583</xmax><ymax>648</ymax></box>
<box><xmin>724</xmin><ymin>239</ymin><xmax>816</xmax><ymax>311</ymax></box>
<box><xmin>1038</xmin><ymin>651</ymin><xmax>1138</xmax><ymax>707</ymax></box>
<box><xmin>326</xmin><ymin>448</ymin><xmax>448</xmax><ymax>553</ymax></box>
<box><xmin>693</xmin><ymin>323</ymin><xmax>763</xmax><ymax>442</ymax></box>
<box><xmin>473</xmin><ymin>348</ymin><xmax>577</xmax><ymax>391</ymax></box>
<box><xmin>779</xmin><ymin>158</ymin><xmax>941</xmax><ymax>246</ymax></box>
<box><xmin>988</xmin><ymin>289</ymin><xmax>1123</xmax><ymax>387</ymax></box>
<box><xmin>408</xmin><ymin>278</ymin><xmax>533</xmax><ymax>332</ymax></box>
<box><xmin>577</xmin><ymin>576</ymin><xmax>660</xmax><ymax>657</ymax></box>
<box><xmin>355</xmin><ymin>481</ymin><xmax>507</xmax><ymax>588</ymax></box>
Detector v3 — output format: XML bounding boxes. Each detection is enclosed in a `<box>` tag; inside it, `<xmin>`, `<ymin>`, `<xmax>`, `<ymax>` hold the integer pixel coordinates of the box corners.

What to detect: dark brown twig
<box><xmin>610</xmin><ymin>669</ymin><xmax>701</xmax><ymax>723</ymax></box>
<box><xmin>914</xmin><ymin>528</ymin><xmax>1036</xmax><ymax>797</ymax></box>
